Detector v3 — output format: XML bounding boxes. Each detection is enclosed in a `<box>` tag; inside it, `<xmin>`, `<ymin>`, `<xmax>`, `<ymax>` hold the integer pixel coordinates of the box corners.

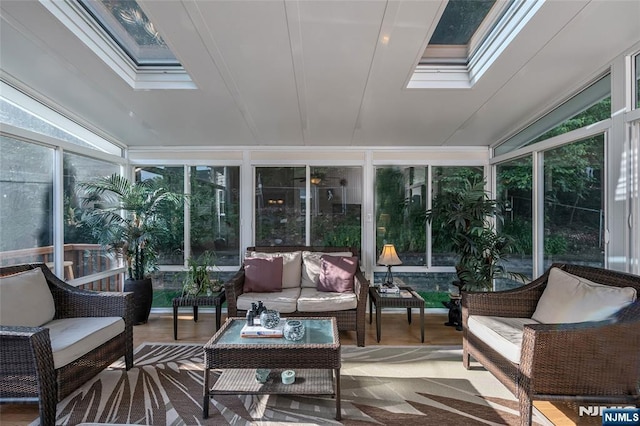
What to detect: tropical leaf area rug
<box><xmin>34</xmin><ymin>343</ymin><xmax>551</xmax><ymax>426</ymax></box>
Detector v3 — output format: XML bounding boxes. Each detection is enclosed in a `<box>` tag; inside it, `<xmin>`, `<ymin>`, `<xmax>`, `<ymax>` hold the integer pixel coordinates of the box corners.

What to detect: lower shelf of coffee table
<box><xmin>210</xmin><ymin>368</ymin><xmax>335</xmax><ymax>395</ymax></box>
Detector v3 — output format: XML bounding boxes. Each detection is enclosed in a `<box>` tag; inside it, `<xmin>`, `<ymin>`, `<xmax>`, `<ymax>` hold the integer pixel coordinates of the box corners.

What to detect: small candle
<box><xmin>281</xmin><ymin>369</ymin><xmax>295</xmax><ymax>384</ymax></box>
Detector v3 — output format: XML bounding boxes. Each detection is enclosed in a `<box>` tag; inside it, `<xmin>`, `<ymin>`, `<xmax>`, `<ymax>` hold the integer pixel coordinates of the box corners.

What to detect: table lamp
<box><xmin>377</xmin><ymin>244</ymin><xmax>402</xmax><ymax>285</ymax></box>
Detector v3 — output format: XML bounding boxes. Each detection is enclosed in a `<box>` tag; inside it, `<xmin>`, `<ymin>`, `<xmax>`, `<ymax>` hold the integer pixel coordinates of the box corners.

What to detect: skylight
<box><xmin>430</xmin><ymin>0</ymin><xmax>497</xmax><ymax>47</ymax></box>
<box><xmin>41</xmin><ymin>0</ymin><xmax>195</xmax><ymax>90</ymax></box>
<box><xmin>408</xmin><ymin>0</ymin><xmax>543</xmax><ymax>89</ymax></box>
<box><xmin>77</xmin><ymin>0</ymin><xmax>179</xmax><ymax>66</ymax></box>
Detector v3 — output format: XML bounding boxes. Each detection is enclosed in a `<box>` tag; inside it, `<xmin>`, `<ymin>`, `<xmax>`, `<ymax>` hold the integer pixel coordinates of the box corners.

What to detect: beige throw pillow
<box><xmin>532</xmin><ymin>267</ymin><xmax>637</xmax><ymax>323</ymax></box>
<box><xmin>0</xmin><ymin>268</ymin><xmax>55</xmax><ymax>327</ymax></box>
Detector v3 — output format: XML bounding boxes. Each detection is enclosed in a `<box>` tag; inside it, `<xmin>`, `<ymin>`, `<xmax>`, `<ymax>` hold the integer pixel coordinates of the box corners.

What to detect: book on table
<box><xmin>380</xmin><ymin>289</ymin><xmax>414</xmax><ymax>298</ymax></box>
<box><xmin>379</xmin><ymin>284</ymin><xmax>400</xmax><ymax>293</ymax></box>
<box><xmin>240</xmin><ymin>321</ymin><xmax>284</xmax><ymax>338</ymax></box>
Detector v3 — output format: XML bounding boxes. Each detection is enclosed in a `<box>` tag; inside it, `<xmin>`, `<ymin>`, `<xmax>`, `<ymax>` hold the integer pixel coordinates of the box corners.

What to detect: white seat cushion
<box><xmin>532</xmin><ymin>267</ymin><xmax>637</xmax><ymax>323</ymax></box>
<box><xmin>237</xmin><ymin>287</ymin><xmax>300</xmax><ymax>313</ymax></box>
<box><xmin>468</xmin><ymin>315</ymin><xmax>540</xmax><ymax>364</ymax></box>
<box><xmin>301</xmin><ymin>251</ymin><xmax>353</xmax><ymax>288</ymax></box>
<box><xmin>296</xmin><ymin>287</ymin><xmax>358</xmax><ymax>312</ymax></box>
<box><xmin>0</xmin><ymin>268</ymin><xmax>55</xmax><ymax>327</ymax></box>
<box><xmin>45</xmin><ymin>317</ymin><xmax>125</xmax><ymax>369</ymax></box>
<box><xmin>246</xmin><ymin>251</ymin><xmax>302</xmax><ymax>289</ymax></box>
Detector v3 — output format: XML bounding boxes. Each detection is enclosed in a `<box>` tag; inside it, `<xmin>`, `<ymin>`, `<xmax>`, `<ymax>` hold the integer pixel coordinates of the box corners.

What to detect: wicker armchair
<box><xmin>225</xmin><ymin>246</ymin><xmax>369</xmax><ymax>347</ymax></box>
<box><xmin>0</xmin><ymin>263</ymin><xmax>134</xmax><ymax>426</ymax></box>
<box><xmin>462</xmin><ymin>263</ymin><xmax>640</xmax><ymax>426</ymax></box>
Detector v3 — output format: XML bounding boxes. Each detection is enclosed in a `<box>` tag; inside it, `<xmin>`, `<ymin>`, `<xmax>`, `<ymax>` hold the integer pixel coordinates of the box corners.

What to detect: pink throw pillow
<box><xmin>317</xmin><ymin>255</ymin><xmax>359</xmax><ymax>293</ymax></box>
<box><xmin>243</xmin><ymin>257</ymin><xmax>284</xmax><ymax>293</ymax></box>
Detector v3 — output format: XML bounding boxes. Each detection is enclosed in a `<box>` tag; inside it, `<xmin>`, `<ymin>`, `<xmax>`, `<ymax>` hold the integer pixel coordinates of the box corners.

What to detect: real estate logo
<box><xmin>579</xmin><ymin>406</ymin><xmax>639</xmax><ymax>422</ymax></box>
<box><xmin>597</xmin><ymin>408</ymin><xmax>640</xmax><ymax>426</ymax></box>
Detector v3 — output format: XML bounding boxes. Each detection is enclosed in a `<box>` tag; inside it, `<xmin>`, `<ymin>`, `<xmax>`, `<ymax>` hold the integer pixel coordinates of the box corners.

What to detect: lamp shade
<box><xmin>377</xmin><ymin>244</ymin><xmax>402</xmax><ymax>266</ymax></box>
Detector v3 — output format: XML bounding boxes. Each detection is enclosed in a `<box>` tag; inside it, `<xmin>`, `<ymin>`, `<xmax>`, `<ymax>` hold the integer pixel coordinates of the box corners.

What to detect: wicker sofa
<box><xmin>225</xmin><ymin>246</ymin><xmax>369</xmax><ymax>346</ymax></box>
<box><xmin>462</xmin><ymin>263</ymin><xmax>640</xmax><ymax>426</ymax></box>
<box><xmin>0</xmin><ymin>263</ymin><xmax>134</xmax><ymax>426</ymax></box>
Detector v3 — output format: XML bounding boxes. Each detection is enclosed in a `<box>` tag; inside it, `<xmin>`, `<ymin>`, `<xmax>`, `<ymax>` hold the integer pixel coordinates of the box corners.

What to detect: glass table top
<box><xmin>215</xmin><ymin>318</ymin><xmax>336</xmax><ymax>345</ymax></box>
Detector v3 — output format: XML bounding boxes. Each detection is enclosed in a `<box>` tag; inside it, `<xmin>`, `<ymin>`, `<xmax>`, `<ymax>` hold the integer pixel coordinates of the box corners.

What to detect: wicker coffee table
<box><xmin>202</xmin><ymin>317</ymin><xmax>341</xmax><ymax>420</ymax></box>
<box><xmin>369</xmin><ymin>285</ymin><xmax>425</xmax><ymax>343</ymax></box>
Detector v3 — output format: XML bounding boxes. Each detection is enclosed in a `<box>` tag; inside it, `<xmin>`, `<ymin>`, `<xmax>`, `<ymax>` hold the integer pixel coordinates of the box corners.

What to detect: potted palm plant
<box><xmin>425</xmin><ymin>177</ymin><xmax>526</xmax><ymax>329</ymax></box>
<box><xmin>80</xmin><ymin>174</ymin><xmax>183</xmax><ymax>324</ymax></box>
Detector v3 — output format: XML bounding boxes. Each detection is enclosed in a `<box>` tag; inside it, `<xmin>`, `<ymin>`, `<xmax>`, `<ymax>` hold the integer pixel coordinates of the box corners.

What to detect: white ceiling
<box><xmin>1</xmin><ymin>0</ymin><xmax>639</xmax><ymax>149</ymax></box>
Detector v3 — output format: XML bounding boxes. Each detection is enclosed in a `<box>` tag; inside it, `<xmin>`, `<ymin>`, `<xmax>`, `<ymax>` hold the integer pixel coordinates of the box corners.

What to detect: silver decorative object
<box><xmin>283</xmin><ymin>319</ymin><xmax>305</xmax><ymax>341</ymax></box>
<box><xmin>259</xmin><ymin>309</ymin><xmax>280</xmax><ymax>329</ymax></box>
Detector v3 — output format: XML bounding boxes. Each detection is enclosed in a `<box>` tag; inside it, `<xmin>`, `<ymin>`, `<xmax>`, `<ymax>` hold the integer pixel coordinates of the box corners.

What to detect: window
<box><xmin>375</xmin><ymin>166</ymin><xmax>427</xmax><ymax>266</ymax></box>
<box><xmin>63</xmin><ymin>152</ymin><xmax>120</xmax><ymax>280</ymax></box>
<box><xmin>496</xmin><ymin>156</ymin><xmax>533</xmax><ymax>288</ymax></box>
<box><xmin>255</xmin><ymin>167</ymin><xmax>306</xmax><ymax>246</ymax></box>
<box><xmin>496</xmin><ymin>75</ymin><xmax>610</xmax><ymax>155</ymax></box>
<box><xmin>0</xmin><ymin>137</ymin><xmax>54</xmax><ymax>262</ymax></box>
<box><xmin>426</xmin><ymin>0</ymin><xmax>499</xmax><ymax>63</ymax></box>
<box><xmin>190</xmin><ymin>166</ymin><xmax>240</xmax><ymax>266</ymax></box>
<box><xmin>375</xmin><ymin>165</ymin><xmax>484</xmax><ymax>267</ymax></box>
<box><xmin>254</xmin><ymin>166</ymin><xmax>363</xmax><ymax>250</ymax></box>
<box><xmin>430</xmin><ymin>166</ymin><xmax>484</xmax><ymax>266</ymax></box>
<box><xmin>134</xmin><ymin>166</ymin><xmax>184</xmax><ymax>265</ymax></box>
<box><xmin>542</xmin><ymin>136</ymin><xmax>605</xmax><ymax>269</ymax></box>
<box><xmin>309</xmin><ymin>167</ymin><xmax>362</xmax><ymax>248</ymax></box>
<box><xmin>1</xmin><ymin>83</ymin><xmax>123</xmax><ymax>155</ymax></box>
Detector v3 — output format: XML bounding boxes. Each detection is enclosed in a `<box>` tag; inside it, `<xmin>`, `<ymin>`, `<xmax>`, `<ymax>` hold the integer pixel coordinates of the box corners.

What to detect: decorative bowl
<box><xmin>259</xmin><ymin>309</ymin><xmax>280</xmax><ymax>329</ymax></box>
<box><xmin>283</xmin><ymin>319</ymin><xmax>305</xmax><ymax>341</ymax></box>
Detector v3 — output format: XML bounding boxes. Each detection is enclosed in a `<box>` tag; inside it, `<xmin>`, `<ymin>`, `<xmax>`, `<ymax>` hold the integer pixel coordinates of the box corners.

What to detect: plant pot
<box><xmin>124</xmin><ymin>277</ymin><xmax>153</xmax><ymax>325</ymax></box>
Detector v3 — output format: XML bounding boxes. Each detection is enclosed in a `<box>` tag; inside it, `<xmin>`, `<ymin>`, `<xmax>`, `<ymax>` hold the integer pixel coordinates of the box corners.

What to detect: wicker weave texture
<box><xmin>211</xmin><ymin>368</ymin><xmax>334</xmax><ymax>394</ymax></box>
<box><xmin>0</xmin><ymin>263</ymin><xmax>134</xmax><ymax>426</ymax></box>
<box><xmin>172</xmin><ymin>293</ymin><xmax>226</xmax><ymax>339</ymax></box>
<box><xmin>203</xmin><ymin>317</ymin><xmax>341</xmax><ymax>420</ymax></box>
<box><xmin>224</xmin><ymin>246</ymin><xmax>369</xmax><ymax>346</ymax></box>
<box><xmin>204</xmin><ymin>317</ymin><xmax>341</xmax><ymax>370</ymax></box>
<box><xmin>462</xmin><ymin>263</ymin><xmax>640</xmax><ymax>426</ymax></box>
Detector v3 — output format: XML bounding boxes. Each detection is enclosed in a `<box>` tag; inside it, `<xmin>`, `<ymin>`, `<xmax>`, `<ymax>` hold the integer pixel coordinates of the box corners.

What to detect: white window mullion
<box><xmin>183</xmin><ymin>166</ymin><xmax>191</xmax><ymax>265</ymax></box>
<box><xmin>533</xmin><ymin>152</ymin><xmax>544</xmax><ymax>277</ymax></box>
<box><xmin>53</xmin><ymin>147</ymin><xmax>64</xmax><ymax>278</ymax></box>
<box><xmin>305</xmin><ymin>167</ymin><xmax>311</xmax><ymax>246</ymax></box>
<box><xmin>426</xmin><ymin>165</ymin><xmax>433</xmax><ymax>270</ymax></box>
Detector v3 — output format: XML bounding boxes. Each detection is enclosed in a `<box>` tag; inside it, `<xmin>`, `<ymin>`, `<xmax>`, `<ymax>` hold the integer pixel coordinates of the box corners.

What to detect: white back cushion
<box><xmin>301</xmin><ymin>251</ymin><xmax>353</xmax><ymax>288</ymax></box>
<box><xmin>532</xmin><ymin>267</ymin><xmax>637</xmax><ymax>323</ymax></box>
<box><xmin>246</xmin><ymin>251</ymin><xmax>302</xmax><ymax>289</ymax></box>
<box><xmin>0</xmin><ymin>268</ymin><xmax>56</xmax><ymax>326</ymax></box>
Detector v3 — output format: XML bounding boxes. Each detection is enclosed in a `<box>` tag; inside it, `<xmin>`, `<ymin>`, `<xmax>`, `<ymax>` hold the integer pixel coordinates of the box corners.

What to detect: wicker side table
<box><xmin>172</xmin><ymin>291</ymin><xmax>226</xmax><ymax>340</ymax></box>
<box><xmin>368</xmin><ymin>285</ymin><xmax>425</xmax><ymax>343</ymax></box>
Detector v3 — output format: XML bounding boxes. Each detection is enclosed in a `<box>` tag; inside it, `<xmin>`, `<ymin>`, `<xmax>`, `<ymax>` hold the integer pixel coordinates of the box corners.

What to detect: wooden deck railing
<box><xmin>0</xmin><ymin>244</ymin><xmax>122</xmax><ymax>291</ymax></box>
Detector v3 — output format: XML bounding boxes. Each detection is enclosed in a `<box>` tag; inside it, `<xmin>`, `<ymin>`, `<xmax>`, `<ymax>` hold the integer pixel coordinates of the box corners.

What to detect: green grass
<box><xmin>417</xmin><ymin>291</ymin><xmax>451</xmax><ymax>308</ymax></box>
<box><xmin>152</xmin><ymin>289</ymin><xmax>182</xmax><ymax>307</ymax></box>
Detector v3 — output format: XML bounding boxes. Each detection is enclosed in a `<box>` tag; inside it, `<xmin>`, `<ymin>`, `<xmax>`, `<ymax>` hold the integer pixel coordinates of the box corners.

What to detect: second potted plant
<box><xmin>425</xmin><ymin>177</ymin><xmax>526</xmax><ymax>329</ymax></box>
<box><xmin>182</xmin><ymin>250</ymin><xmax>222</xmax><ymax>297</ymax></box>
<box><xmin>80</xmin><ymin>173</ymin><xmax>183</xmax><ymax>324</ymax></box>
